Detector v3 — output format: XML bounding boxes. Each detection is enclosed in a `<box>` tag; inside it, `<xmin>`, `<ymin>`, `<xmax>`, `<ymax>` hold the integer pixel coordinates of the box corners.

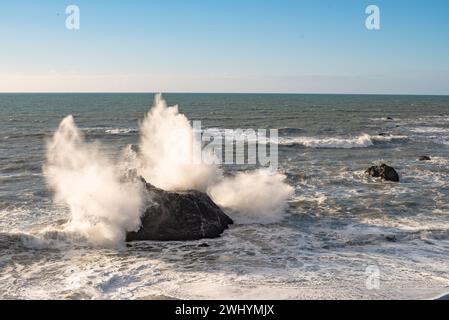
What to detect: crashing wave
<box><xmin>278</xmin><ymin>133</ymin><xmax>407</xmax><ymax>149</ymax></box>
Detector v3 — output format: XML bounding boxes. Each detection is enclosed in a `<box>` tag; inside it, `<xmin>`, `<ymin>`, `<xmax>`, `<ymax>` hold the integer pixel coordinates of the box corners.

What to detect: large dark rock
<box><xmin>418</xmin><ymin>155</ymin><xmax>431</xmax><ymax>161</ymax></box>
<box><xmin>365</xmin><ymin>164</ymin><xmax>400</xmax><ymax>182</ymax></box>
<box><xmin>126</xmin><ymin>179</ymin><xmax>233</xmax><ymax>241</ymax></box>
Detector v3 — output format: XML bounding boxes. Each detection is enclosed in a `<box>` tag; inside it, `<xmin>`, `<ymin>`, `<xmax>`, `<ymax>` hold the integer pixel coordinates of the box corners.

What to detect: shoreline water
<box><xmin>1</xmin><ymin>93</ymin><xmax>449</xmax><ymax>300</ymax></box>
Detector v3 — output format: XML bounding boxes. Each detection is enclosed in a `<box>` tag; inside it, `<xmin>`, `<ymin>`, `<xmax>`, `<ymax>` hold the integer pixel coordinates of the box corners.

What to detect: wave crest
<box><xmin>279</xmin><ymin>133</ymin><xmax>407</xmax><ymax>149</ymax></box>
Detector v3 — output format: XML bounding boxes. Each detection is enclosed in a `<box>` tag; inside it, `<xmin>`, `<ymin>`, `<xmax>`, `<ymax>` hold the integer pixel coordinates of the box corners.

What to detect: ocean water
<box><xmin>1</xmin><ymin>93</ymin><xmax>449</xmax><ymax>299</ymax></box>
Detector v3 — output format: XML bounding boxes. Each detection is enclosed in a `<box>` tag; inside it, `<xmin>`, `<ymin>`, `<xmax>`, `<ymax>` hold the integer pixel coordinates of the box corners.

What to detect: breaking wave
<box><xmin>42</xmin><ymin>94</ymin><xmax>294</xmax><ymax>246</ymax></box>
<box><xmin>278</xmin><ymin>133</ymin><xmax>408</xmax><ymax>149</ymax></box>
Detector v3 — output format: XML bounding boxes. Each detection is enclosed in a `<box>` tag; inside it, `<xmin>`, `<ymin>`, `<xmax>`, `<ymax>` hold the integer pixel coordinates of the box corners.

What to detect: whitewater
<box><xmin>1</xmin><ymin>93</ymin><xmax>449</xmax><ymax>299</ymax></box>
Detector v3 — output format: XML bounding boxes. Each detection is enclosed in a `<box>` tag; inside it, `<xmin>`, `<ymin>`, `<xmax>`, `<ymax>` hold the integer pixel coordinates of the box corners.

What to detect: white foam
<box><xmin>137</xmin><ymin>94</ymin><xmax>293</xmax><ymax>222</ymax></box>
<box><xmin>42</xmin><ymin>95</ymin><xmax>294</xmax><ymax>246</ymax></box>
<box><xmin>208</xmin><ymin>170</ymin><xmax>294</xmax><ymax>223</ymax></box>
<box><xmin>409</xmin><ymin>127</ymin><xmax>449</xmax><ymax>133</ymax></box>
<box><xmin>43</xmin><ymin>116</ymin><xmax>144</xmax><ymax>247</ymax></box>
<box><xmin>291</xmin><ymin>193</ymin><xmax>327</xmax><ymax>205</ymax></box>
<box><xmin>137</xmin><ymin>93</ymin><xmax>221</xmax><ymax>192</ymax></box>
<box><xmin>370</xmin><ymin>134</ymin><xmax>408</xmax><ymax>142</ymax></box>
<box><xmin>428</xmin><ymin>157</ymin><xmax>449</xmax><ymax>165</ymax></box>
<box><xmin>278</xmin><ymin>133</ymin><xmax>409</xmax><ymax>148</ymax></box>
<box><xmin>105</xmin><ymin>128</ymin><xmax>137</xmax><ymax>135</ymax></box>
<box><xmin>279</xmin><ymin>133</ymin><xmax>374</xmax><ymax>148</ymax></box>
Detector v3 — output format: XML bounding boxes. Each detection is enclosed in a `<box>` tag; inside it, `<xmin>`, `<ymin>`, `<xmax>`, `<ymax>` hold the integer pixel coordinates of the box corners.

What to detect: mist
<box><xmin>138</xmin><ymin>93</ymin><xmax>221</xmax><ymax>192</ymax></box>
<box><xmin>137</xmin><ymin>94</ymin><xmax>293</xmax><ymax>222</ymax></box>
<box><xmin>208</xmin><ymin>170</ymin><xmax>294</xmax><ymax>223</ymax></box>
<box><xmin>43</xmin><ymin>115</ymin><xmax>144</xmax><ymax>247</ymax></box>
<box><xmin>43</xmin><ymin>95</ymin><xmax>294</xmax><ymax>246</ymax></box>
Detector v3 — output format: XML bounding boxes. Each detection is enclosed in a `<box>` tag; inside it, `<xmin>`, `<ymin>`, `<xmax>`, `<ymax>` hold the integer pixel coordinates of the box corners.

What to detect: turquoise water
<box><xmin>1</xmin><ymin>93</ymin><xmax>449</xmax><ymax>299</ymax></box>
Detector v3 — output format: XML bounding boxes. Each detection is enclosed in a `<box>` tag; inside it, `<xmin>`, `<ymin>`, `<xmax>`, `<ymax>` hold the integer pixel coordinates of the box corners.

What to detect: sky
<box><xmin>0</xmin><ymin>0</ymin><xmax>448</xmax><ymax>94</ymax></box>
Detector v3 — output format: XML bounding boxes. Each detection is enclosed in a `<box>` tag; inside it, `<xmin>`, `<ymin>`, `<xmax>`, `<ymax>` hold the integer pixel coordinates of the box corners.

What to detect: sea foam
<box><xmin>279</xmin><ymin>133</ymin><xmax>407</xmax><ymax>148</ymax></box>
<box><xmin>43</xmin><ymin>95</ymin><xmax>294</xmax><ymax>246</ymax></box>
<box><xmin>44</xmin><ymin>116</ymin><xmax>144</xmax><ymax>247</ymax></box>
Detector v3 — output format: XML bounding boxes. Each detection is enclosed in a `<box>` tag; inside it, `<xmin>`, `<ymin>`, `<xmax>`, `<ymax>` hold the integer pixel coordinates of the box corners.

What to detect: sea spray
<box><xmin>279</xmin><ymin>133</ymin><xmax>374</xmax><ymax>148</ymax></box>
<box><xmin>138</xmin><ymin>93</ymin><xmax>221</xmax><ymax>192</ymax></box>
<box><xmin>208</xmin><ymin>170</ymin><xmax>294</xmax><ymax>223</ymax></box>
<box><xmin>137</xmin><ymin>94</ymin><xmax>293</xmax><ymax>222</ymax></box>
<box><xmin>43</xmin><ymin>116</ymin><xmax>144</xmax><ymax>246</ymax></box>
<box><xmin>43</xmin><ymin>95</ymin><xmax>294</xmax><ymax>246</ymax></box>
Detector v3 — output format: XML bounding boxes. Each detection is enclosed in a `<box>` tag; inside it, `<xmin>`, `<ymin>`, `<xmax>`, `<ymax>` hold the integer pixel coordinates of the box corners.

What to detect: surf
<box><xmin>42</xmin><ymin>94</ymin><xmax>294</xmax><ymax>246</ymax></box>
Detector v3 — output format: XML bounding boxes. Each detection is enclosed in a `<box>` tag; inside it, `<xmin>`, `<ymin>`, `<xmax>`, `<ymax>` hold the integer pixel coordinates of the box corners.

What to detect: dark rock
<box><xmin>386</xmin><ymin>235</ymin><xmax>397</xmax><ymax>242</ymax></box>
<box><xmin>418</xmin><ymin>156</ymin><xmax>431</xmax><ymax>161</ymax></box>
<box><xmin>198</xmin><ymin>243</ymin><xmax>210</xmax><ymax>247</ymax></box>
<box><xmin>126</xmin><ymin>179</ymin><xmax>233</xmax><ymax>241</ymax></box>
<box><xmin>386</xmin><ymin>117</ymin><xmax>394</xmax><ymax>120</ymax></box>
<box><xmin>365</xmin><ymin>164</ymin><xmax>400</xmax><ymax>182</ymax></box>
<box><xmin>378</xmin><ymin>132</ymin><xmax>387</xmax><ymax>136</ymax></box>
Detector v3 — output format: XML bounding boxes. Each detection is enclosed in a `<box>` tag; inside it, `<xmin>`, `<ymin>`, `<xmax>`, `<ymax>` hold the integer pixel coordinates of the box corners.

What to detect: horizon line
<box><xmin>1</xmin><ymin>91</ymin><xmax>449</xmax><ymax>97</ymax></box>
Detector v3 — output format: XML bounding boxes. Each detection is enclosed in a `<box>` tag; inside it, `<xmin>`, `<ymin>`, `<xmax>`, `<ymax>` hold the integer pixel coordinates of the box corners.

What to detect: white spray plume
<box><xmin>43</xmin><ymin>115</ymin><xmax>143</xmax><ymax>247</ymax></box>
<box><xmin>137</xmin><ymin>94</ymin><xmax>294</xmax><ymax>222</ymax></box>
<box><xmin>44</xmin><ymin>95</ymin><xmax>294</xmax><ymax>246</ymax></box>
<box><xmin>138</xmin><ymin>93</ymin><xmax>220</xmax><ymax>192</ymax></box>
<box><xmin>208</xmin><ymin>170</ymin><xmax>294</xmax><ymax>223</ymax></box>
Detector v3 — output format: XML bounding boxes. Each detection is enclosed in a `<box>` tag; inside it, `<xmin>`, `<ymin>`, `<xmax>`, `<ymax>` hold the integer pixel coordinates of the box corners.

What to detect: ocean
<box><xmin>1</xmin><ymin>93</ymin><xmax>449</xmax><ymax>299</ymax></box>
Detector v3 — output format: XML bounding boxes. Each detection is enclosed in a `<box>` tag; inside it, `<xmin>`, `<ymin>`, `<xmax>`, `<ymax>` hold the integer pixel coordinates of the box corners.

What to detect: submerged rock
<box><xmin>126</xmin><ymin>179</ymin><xmax>233</xmax><ymax>241</ymax></box>
<box><xmin>198</xmin><ymin>243</ymin><xmax>210</xmax><ymax>247</ymax></box>
<box><xmin>418</xmin><ymin>155</ymin><xmax>431</xmax><ymax>161</ymax></box>
<box><xmin>365</xmin><ymin>164</ymin><xmax>400</xmax><ymax>182</ymax></box>
<box><xmin>385</xmin><ymin>235</ymin><xmax>397</xmax><ymax>242</ymax></box>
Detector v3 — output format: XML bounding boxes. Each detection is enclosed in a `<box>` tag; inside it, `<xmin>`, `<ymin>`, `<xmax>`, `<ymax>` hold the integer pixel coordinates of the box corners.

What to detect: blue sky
<box><xmin>1</xmin><ymin>0</ymin><xmax>448</xmax><ymax>94</ymax></box>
